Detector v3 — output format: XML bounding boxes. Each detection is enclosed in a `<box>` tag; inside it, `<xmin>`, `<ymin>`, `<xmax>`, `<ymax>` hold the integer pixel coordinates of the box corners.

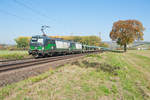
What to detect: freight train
<box><xmin>28</xmin><ymin>35</ymin><xmax>101</xmax><ymax>58</ymax></box>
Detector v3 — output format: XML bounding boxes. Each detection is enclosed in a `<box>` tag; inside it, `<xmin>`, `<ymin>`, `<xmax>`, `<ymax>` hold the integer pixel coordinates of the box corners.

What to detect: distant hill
<box><xmin>102</xmin><ymin>41</ymin><xmax>150</xmax><ymax>50</ymax></box>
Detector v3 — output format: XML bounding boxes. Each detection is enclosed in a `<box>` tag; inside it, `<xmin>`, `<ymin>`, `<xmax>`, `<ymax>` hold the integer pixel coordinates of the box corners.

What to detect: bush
<box><xmin>15</xmin><ymin>37</ymin><xmax>30</xmax><ymax>50</ymax></box>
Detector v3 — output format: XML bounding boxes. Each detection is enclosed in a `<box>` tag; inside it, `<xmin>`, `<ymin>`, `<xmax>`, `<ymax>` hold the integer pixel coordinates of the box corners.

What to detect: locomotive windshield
<box><xmin>31</xmin><ymin>37</ymin><xmax>43</xmax><ymax>44</ymax></box>
<box><xmin>37</xmin><ymin>38</ymin><xmax>43</xmax><ymax>44</ymax></box>
<box><xmin>31</xmin><ymin>38</ymin><xmax>37</xmax><ymax>42</ymax></box>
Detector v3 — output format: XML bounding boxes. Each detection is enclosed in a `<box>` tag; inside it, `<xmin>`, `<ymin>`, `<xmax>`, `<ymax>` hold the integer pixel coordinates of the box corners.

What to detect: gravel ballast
<box><xmin>0</xmin><ymin>56</ymin><xmax>84</xmax><ymax>87</ymax></box>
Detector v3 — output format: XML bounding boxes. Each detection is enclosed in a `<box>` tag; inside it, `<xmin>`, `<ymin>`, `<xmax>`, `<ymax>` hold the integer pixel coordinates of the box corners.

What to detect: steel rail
<box><xmin>0</xmin><ymin>57</ymin><xmax>33</xmax><ymax>62</ymax></box>
<box><xmin>0</xmin><ymin>51</ymin><xmax>101</xmax><ymax>72</ymax></box>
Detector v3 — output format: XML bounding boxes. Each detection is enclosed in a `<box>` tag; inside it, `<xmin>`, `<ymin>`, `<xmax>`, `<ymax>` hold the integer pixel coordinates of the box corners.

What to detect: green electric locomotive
<box><xmin>28</xmin><ymin>35</ymin><xmax>101</xmax><ymax>58</ymax></box>
<box><xmin>28</xmin><ymin>35</ymin><xmax>83</xmax><ymax>58</ymax></box>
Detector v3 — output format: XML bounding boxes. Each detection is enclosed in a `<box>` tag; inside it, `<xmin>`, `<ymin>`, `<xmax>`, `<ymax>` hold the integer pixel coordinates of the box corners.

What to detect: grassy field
<box><xmin>0</xmin><ymin>50</ymin><xmax>30</xmax><ymax>60</ymax></box>
<box><xmin>0</xmin><ymin>50</ymin><xmax>150</xmax><ymax>100</ymax></box>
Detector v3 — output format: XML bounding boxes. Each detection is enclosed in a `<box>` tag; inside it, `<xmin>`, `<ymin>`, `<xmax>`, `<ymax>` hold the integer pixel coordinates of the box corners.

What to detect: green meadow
<box><xmin>0</xmin><ymin>50</ymin><xmax>30</xmax><ymax>60</ymax></box>
<box><xmin>0</xmin><ymin>50</ymin><xmax>150</xmax><ymax>100</ymax></box>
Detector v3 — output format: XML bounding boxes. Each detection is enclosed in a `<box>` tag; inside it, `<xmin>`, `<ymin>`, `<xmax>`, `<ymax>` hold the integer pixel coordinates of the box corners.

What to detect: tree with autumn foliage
<box><xmin>110</xmin><ymin>20</ymin><xmax>145</xmax><ymax>52</ymax></box>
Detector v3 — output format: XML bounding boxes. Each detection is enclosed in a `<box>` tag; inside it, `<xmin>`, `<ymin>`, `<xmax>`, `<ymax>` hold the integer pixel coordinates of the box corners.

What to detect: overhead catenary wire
<box><xmin>12</xmin><ymin>0</ymin><xmax>57</xmax><ymax>33</ymax></box>
<box><xmin>1</xmin><ymin>0</ymin><xmax>58</xmax><ymax>35</ymax></box>
<box><xmin>0</xmin><ymin>9</ymin><xmax>25</xmax><ymax>21</ymax></box>
<box><xmin>0</xmin><ymin>9</ymin><xmax>42</xmax><ymax>25</ymax></box>
<box><xmin>13</xmin><ymin>0</ymin><xmax>54</xmax><ymax>22</ymax></box>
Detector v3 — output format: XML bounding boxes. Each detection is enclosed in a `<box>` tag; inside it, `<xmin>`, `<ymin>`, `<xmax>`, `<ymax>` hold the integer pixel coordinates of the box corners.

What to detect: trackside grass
<box><xmin>0</xmin><ymin>50</ymin><xmax>30</xmax><ymax>60</ymax></box>
<box><xmin>0</xmin><ymin>50</ymin><xmax>150</xmax><ymax>100</ymax></box>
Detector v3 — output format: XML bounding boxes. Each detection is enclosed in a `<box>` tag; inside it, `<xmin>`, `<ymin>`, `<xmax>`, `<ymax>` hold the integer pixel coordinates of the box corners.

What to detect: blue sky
<box><xmin>0</xmin><ymin>0</ymin><xmax>150</xmax><ymax>44</ymax></box>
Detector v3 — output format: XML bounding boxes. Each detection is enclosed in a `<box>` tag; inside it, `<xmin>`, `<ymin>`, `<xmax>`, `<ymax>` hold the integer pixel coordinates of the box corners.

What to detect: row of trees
<box><xmin>50</xmin><ymin>36</ymin><xmax>108</xmax><ymax>47</ymax></box>
<box><xmin>14</xmin><ymin>19</ymin><xmax>145</xmax><ymax>52</ymax></box>
<box><xmin>14</xmin><ymin>36</ymin><xmax>108</xmax><ymax>50</ymax></box>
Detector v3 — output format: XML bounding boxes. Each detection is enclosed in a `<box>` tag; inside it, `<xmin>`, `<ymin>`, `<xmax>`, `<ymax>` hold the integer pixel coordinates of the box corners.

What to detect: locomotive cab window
<box><xmin>31</xmin><ymin>37</ymin><xmax>43</xmax><ymax>44</ymax></box>
<box><xmin>38</xmin><ymin>38</ymin><xmax>43</xmax><ymax>44</ymax></box>
<box><xmin>31</xmin><ymin>38</ymin><xmax>37</xmax><ymax>42</ymax></box>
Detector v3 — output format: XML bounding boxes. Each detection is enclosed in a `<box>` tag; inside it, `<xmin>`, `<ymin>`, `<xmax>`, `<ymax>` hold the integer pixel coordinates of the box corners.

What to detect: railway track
<box><xmin>0</xmin><ymin>57</ymin><xmax>33</xmax><ymax>62</ymax></box>
<box><xmin>0</xmin><ymin>57</ymin><xmax>34</xmax><ymax>65</ymax></box>
<box><xmin>0</xmin><ymin>52</ymin><xmax>100</xmax><ymax>73</ymax></box>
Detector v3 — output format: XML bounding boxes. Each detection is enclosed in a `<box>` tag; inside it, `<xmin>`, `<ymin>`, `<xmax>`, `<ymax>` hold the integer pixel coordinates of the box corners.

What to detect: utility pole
<box><xmin>99</xmin><ymin>32</ymin><xmax>101</xmax><ymax>39</ymax></box>
<box><xmin>70</xmin><ymin>32</ymin><xmax>74</xmax><ymax>36</ymax></box>
<box><xmin>41</xmin><ymin>25</ymin><xmax>50</xmax><ymax>36</ymax></box>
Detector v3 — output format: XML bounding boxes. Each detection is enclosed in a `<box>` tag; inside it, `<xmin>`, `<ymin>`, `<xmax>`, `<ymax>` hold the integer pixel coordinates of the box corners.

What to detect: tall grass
<box><xmin>0</xmin><ymin>50</ymin><xmax>30</xmax><ymax>60</ymax></box>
